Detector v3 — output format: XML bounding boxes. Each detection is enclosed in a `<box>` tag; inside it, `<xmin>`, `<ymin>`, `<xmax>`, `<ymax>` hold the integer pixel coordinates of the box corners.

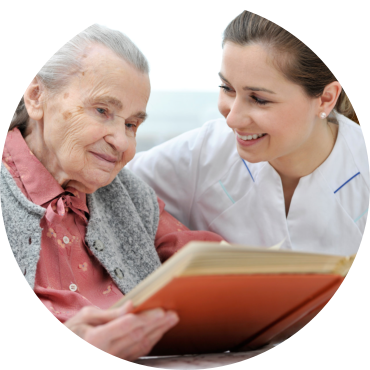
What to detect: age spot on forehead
<box><xmin>63</xmin><ymin>110</ymin><xmax>72</xmax><ymax>120</ymax></box>
<box><xmin>76</xmin><ymin>106</ymin><xmax>84</xmax><ymax>113</ymax></box>
<box><xmin>64</xmin><ymin>93</ymin><xmax>69</xmax><ymax>99</ymax></box>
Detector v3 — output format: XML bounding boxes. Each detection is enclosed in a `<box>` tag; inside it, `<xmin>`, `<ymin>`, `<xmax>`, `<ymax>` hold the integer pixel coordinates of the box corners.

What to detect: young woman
<box><xmin>127</xmin><ymin>11</ymin><xmax>369</xmax><ymax>256</ymax></box>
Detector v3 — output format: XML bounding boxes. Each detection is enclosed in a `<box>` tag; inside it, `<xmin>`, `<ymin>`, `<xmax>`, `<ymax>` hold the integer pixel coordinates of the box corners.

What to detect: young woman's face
<box><xmin>218</xmin><ymin>42</ymin><xmax>322</xmax><ymax>165</ymax></box>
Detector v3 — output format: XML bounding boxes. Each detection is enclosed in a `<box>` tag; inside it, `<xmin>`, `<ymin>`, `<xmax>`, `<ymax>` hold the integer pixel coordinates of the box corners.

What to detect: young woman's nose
<box><xmin>224</xmin><ymin>98</ymin><xmax>253</xmax><ymax>130</ymax></box>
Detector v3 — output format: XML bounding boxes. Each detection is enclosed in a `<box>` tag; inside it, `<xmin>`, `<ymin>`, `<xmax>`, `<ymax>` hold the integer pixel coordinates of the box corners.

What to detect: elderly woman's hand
<box><xmin>64</xmin><ymin>301</ymin><xmax>179</xmax><ymax>361</ymax></box>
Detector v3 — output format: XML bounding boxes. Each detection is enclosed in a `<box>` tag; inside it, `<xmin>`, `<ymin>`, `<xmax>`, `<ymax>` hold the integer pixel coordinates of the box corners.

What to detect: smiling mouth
<box><xmin>236</xmin><ymin>132</ymin><xmax>267</xmax><ymax>141</ymax></box>
<box><xmin>90</xmin><ymin>152</ymin><xmax>118</xmax><ymax>164</ymax></box>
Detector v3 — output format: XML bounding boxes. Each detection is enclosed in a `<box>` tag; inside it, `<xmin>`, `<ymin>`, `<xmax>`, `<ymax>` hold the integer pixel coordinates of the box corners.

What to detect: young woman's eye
<box><xmin>251</xmin><ymin>95</ymin><xmax>269</xmax><ymax>106</ymax></box>
<box><xmin>219</xmin><ymin>85</ymin><xmax>234</xmax><ymax>93</ymax></box>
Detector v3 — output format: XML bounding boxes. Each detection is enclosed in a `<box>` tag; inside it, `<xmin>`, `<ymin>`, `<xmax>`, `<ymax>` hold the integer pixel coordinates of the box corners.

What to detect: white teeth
<box><xmin>236</xmin><ymin>132</ymin><xmax>266</xmax><ymax>141</ymax></box>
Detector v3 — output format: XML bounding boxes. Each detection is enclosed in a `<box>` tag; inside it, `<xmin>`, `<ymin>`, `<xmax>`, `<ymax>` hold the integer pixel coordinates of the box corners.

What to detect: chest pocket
<box><xmin>195</xmin><ymin>159</ymin><xmax>255</xmax><ymax>228</ymax></box>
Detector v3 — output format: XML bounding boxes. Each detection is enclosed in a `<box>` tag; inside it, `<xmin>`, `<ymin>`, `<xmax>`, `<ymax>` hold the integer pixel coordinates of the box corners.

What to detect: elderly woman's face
<box><xmin>33</xmin><ymin>45</ymin><xmax>150</xmax><ymax>193</ymax></box>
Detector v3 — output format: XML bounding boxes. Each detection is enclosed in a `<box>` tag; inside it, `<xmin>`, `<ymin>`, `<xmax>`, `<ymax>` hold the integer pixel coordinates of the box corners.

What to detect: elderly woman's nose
<box><xmin>105</xmin><ymin>126</ymin><xmax>130</xmax><ymax>153</ymax></box>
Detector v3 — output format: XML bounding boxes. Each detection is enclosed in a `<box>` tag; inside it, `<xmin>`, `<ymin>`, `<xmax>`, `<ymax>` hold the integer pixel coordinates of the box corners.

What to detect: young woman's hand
<box><xmin>64</xmin><ymin>301</ymin><xmax>179</xmax><ymax>361</ymax></box>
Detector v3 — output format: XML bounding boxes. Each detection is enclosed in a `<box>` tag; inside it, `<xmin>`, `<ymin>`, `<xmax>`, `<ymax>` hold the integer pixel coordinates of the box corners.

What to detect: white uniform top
<box><xmin>128</xmin><ymin>113</ymin><xmax>369</xmax><ymax>256</ymax></box>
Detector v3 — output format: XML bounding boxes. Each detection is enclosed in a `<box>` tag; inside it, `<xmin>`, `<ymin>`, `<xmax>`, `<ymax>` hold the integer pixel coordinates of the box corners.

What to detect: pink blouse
<box><xmin>3</xmin><ymin>128</ymin><xmax>223</xmax><ymax>322</ymax></box>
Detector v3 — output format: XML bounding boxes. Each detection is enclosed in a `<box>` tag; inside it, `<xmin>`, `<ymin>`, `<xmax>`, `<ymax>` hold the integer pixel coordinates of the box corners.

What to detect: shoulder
<box><xmin>196</xmin><ymin>119</ymin><xmax>241</xmax><ymax>181</ymax></box>
<box><xmin>336</xmin><ymin>112</ymin><xmax>369</xmax><ymax>186</ymax></box>
<box><xmin>167</xmin><ymin>117</ymin><xmax>236</xmax><ymax>165</ymax></box>
<box><xmin>109</xmin><ymin>168</ymin><xmax>159</xmax><ymax>210</ymax></box>
<box><xmin>1</xmin><ymin>164</ymin><xmax>44</xmax><ymax>217</ymax></box>
<box><xmin>316</xmin><ymin>113</ymin><xmax>370</xmax><ymax>235</ymax></box>
<box><xmin>164</xmin><ymin>118</ymin><xmax>238</xmax><ymax>170</ymax></box>
<box><xmin>162</xmin><ymin>118</ymin><xmax>232</xmax><ymax>146</ymax></box>
<box><xmin>115</xmin><ymin>168</ymin><xmax>158</xmax><ymax>209</ymax></box>
<box><xmin>337</xmin><ymin>112</ymin><xmax>364</xmax><ymax>140</ymax></box>
<box><xmin>89</xmin><ymin>168</ymin><xmax>160</xmax><ymax>241</ymax></box>
<box><xmin>130</xmin><ymin>118</ymin><xmax>233</xmax><ymax>164</ymax></box>
<box><xmin>127</xmin><ymin>118</ymin><xmax>237</xmax><ymax>189</ymax></box>
<box><xmin>116</xmin><ymin>166</ymin><xmax>155</xmax><ymax>191</ymax></box>
<box><xmin>1</xmin><ymin>164</ymin><xmax>44</xmax><ymax>289</ymax></box>
<box><xmin>199</xmin><ymin>118</ymin><xmax>236</xmax><ymax>153</ymax></box>
<box><xmin>90</xmin><ymin>168</ymin><xmax>159</xmax><ymax>214</ymax></box>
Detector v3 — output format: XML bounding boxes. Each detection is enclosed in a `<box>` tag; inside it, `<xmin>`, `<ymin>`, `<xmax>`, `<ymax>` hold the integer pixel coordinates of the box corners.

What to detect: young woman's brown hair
<box><xmin>223</xmin><ymin>11</ymin><xmax>358</xmax><ymax>124</ymax></box>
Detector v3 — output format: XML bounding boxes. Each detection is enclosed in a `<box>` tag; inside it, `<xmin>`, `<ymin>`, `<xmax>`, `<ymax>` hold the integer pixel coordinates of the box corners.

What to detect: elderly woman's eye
<box><xmin>96</xmin><ymin>108</ymin><xmax>107</xmax><ymax>115</ymax></box>
<box><xmin>125</xmin><ymin>123</ymin><xmax>136</xmax><ymax>129</ymax></box>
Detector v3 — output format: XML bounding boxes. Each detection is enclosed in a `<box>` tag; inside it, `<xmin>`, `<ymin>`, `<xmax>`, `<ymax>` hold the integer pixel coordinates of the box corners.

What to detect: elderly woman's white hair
<box><xmin>10</xmin><ymin>24</ymin><xmax>149</xmax><ymax>132</ymax></box>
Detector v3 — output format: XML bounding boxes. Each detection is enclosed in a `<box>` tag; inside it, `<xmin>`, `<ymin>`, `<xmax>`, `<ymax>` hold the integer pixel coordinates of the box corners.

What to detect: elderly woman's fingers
<box><xmin>129</xmin><ymin>312</ymin><xmax>179</xmax><ymax>360</ymax></box>
<box><xmin>109</xmin><ymin>311</ymin><xmax>179</xmax><ymax>360</ymax></box>
<box><xmin>65</xmin><ymin>304</ymin><xmax>179</xmax><ymax>360</ymax></box>
<box><xmin>82</xmin><ymin>301</ymin><xmax>134</xmax><ymax>325</ymax></box>
<box><xmin>86</xmin><ymin>307</ymin><xmax>168</xmax><ymax>346</ymax></box>
<box><xmin>65</xmin><ymin>301</ymin><xmax>134</xmax><ymax>337</ymax></box>
<box><xmin>84</xmin><ymin>309</ymin><xmax>178</xmax><ymax>358</ymax></box>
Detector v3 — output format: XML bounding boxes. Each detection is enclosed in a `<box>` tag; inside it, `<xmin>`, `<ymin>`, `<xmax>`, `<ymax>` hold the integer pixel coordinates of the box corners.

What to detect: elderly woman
<box><xmin>1</xmin><ymin>25</ymin><xmax>222</xmax><ymax>360</ymax></box>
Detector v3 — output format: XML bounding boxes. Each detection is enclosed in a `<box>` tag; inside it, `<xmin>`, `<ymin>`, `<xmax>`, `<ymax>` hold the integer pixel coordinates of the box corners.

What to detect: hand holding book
<box><xmin>64</xmin><ymin>300</ymin><xmax>178</xmax><ymax>360</ymax></box>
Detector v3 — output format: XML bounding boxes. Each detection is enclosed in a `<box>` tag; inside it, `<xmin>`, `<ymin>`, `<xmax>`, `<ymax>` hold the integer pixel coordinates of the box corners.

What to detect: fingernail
<box><xmin>150</xmin><ymin>308</ymin><xmax>165</xmax><ymax>319</ymax></box>
<box><xmin>167</xmin><ymin>311</ymin><xmax>179</xmax><ymax>324</ymax></box>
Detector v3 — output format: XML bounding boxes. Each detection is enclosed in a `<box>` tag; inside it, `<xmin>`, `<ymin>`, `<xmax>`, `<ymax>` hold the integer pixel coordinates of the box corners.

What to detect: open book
<box><xmin>111</xmin><ymin>241</ymin><xmax>355</xmax><ymax>355</ymax></box>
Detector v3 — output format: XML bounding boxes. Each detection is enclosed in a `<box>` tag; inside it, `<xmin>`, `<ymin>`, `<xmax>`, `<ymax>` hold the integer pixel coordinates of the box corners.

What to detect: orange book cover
<box><xmin>111</xmin><ymin>242</ymin><xmax>353</xmax><ymax>356</ymax></box>
<box><xmin>133</xmin><ymin>273</ymin><xmax>344</xmax><ymax>355</ymax></box>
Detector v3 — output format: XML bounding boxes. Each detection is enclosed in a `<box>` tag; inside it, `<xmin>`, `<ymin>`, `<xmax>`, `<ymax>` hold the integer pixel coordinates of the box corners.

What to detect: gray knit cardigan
<box><xmin>0</xmin><ymin>165</ymin><xmax>161</xmax><ymax>294</ymax></box>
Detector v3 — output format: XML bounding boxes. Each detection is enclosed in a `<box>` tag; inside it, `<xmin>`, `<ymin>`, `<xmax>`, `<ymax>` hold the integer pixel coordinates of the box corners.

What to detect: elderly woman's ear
<box><xmin>23</xmin><ymin>77</ymin><xmax>45</xmax><ymax>121</ymax></box>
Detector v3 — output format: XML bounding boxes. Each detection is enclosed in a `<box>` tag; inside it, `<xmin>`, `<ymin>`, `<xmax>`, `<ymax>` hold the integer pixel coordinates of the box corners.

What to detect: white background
<box><xmin>97</xmin><ymin>0</ymin><xmax>243</xmax><ymax>92</ymax></box>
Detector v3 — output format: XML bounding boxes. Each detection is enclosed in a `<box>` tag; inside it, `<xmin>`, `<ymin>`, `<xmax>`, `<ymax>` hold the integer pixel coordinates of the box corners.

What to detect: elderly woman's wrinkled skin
<box><xmin>23</xmin><ymin>44</ymin><xmax>150</xmax><ymax>193</ymax></box>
